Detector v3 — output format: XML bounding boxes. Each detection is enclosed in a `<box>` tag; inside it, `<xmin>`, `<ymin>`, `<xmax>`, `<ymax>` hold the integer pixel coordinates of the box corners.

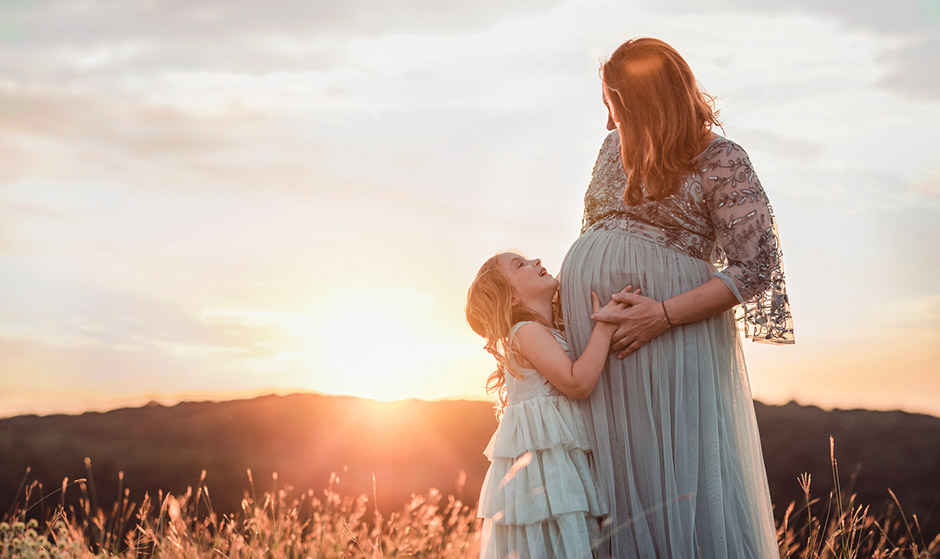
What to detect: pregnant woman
<box><xmin>559</xmin><ymin>38</ymin><xmax>794</xmax><ymax>558</ymax></box>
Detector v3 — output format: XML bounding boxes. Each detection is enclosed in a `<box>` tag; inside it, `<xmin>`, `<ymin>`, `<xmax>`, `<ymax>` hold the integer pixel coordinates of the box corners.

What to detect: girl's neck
<box><xmin>529</xmin><ymin>299</ymin><xmax>555</xmax><ymax>326</ymax></box>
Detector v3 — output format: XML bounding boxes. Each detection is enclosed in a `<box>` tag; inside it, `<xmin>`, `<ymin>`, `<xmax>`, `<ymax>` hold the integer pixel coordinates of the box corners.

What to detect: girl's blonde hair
<box><xmin>601</xmin><ymin>37</ymin><xmax>721</xmax><ymax>206</ymax></box>
<box><xmin>465</xmin><ymin>254</ymin><xmax>560</xmax><ymax>417</ymax></box>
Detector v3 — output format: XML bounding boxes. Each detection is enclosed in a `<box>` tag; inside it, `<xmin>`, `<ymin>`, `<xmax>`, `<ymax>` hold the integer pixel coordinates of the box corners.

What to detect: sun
<box><xmin>288</xmin><ymin>285</ymin><xmax>462</xmax><ymax>402</ymax></box>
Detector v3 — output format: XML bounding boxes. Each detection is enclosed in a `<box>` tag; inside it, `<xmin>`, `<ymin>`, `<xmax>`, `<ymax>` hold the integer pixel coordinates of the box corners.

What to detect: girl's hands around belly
<box><xmin>591</xmin><ymin>290</ymin><xmax>671</xmax><ymax>358</ymax></box>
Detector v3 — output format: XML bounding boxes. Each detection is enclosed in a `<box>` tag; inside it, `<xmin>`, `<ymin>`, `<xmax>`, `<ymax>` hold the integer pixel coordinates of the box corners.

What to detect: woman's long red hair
<box><xmin>601</xmin><ymin>38</ymin><xmax>720</xmax><ymax>205</ymax></box>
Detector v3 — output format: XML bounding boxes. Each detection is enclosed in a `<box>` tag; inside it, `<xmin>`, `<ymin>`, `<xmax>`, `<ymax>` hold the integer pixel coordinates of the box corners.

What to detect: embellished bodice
<box><xmin>582</xmin><ymin>136</ymin><xmax>716</xmax><ymax>261</ymax></box>
<box><xmin>581</xmin><ymin>131</ymin><xmax>794</xmax><ymax>344</ymax></box>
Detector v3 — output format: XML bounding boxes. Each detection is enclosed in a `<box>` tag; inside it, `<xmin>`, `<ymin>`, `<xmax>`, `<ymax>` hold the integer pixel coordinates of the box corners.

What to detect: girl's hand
<box><xmin>592</xmin><ymin>285</ymin><xmax>637</xmax><ymax>333</ymax></box>
<box><xmin>592</xmin><ymin>285</ymin><xmax>639</xmax><ymax>322</ymax></box>
<box><xmin>591</xmin><ymin>291</ymin><xmax>620</xmax><ymax>335</ymax></box>
<box><xmin>592</xmin><ymin>287</ymin><xmax>631</xmax><ymax>315</ymax></box>
<box><xmin>591</xmin><ymin>290</ymin><xmax>669</xmax><ymax>358</ymax></box>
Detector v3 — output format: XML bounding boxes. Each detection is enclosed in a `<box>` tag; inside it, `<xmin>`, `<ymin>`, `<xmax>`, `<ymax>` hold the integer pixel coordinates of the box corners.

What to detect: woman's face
<box><xmin>602</xmin><ymin>84</ymin><xmax>618</xmax><ymax>131</ymax></box>
<box><xmin>602</xmin><ymin>82</ymin><xmax>634</xmax><ymax>171</ymax></box>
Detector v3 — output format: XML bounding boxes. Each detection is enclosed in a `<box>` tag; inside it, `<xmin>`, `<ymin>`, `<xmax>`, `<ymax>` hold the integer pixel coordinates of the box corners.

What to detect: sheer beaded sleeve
<box><xmin>703</xmin><ymin>141</ymin><xmax>795</xmax><ymax>344</ymax></box>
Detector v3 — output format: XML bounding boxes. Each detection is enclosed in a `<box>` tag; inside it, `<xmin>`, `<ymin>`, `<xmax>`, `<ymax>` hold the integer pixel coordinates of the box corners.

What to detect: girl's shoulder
<box><xmin>510</xmin><ymin>321</ymin><xmax>567</xmax><ymax>350</ymax></box>
<box><xmin>507</xmin><ymin>321</ymin><xmax>540</xmax><ymax>373</ymax></box>
<box><xmin>510</xmin><ymin>320</ymin><xmax>563</xmax><ymax>337</ymax></box>
<box><xmin>509</xmin><ymin>320</ymin><xmax>538</xmax><ymax>336</ymax></box>
<box><xmin>508</xmin><ymin>321</ymin><xmax>567</xmax><ymax>374</ymax></box>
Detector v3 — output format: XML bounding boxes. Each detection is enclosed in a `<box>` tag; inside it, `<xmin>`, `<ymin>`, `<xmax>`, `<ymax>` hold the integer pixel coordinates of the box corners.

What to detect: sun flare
<box><xmin>288</xmin><ymin>285</ymin><xmax>476</xmax><ymax>402</ymax></box>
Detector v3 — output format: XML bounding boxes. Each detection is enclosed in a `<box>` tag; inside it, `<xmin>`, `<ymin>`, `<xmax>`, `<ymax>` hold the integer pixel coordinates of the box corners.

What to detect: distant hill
<box><xmin>1</xmin><ymin>393</ymin><xmax>938</xmax><ymax>538</ymax></box>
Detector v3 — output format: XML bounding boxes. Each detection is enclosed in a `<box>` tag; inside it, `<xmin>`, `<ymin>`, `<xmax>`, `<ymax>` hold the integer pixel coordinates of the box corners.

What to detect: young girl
<box><xmin>465</xmin><ymin>251</ymin><xmax>631</xmax><ymax>559</ymax></box>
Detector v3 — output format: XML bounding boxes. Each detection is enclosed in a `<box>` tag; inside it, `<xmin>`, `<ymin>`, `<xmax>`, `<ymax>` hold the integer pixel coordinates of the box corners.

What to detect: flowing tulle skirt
<box><xmin>559</xmin><ymin>228</ymin><xmax>778</xmax><ymax>559</ymax></box>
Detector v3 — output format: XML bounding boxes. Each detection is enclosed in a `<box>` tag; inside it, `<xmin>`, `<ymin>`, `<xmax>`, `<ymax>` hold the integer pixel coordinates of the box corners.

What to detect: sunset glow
<box><xmin>0</xmin><ymin>1</ymin><xmax>938</xmax><ymax>418</ymax></box>
<box><xmin>298</xmin><ymin>286</ymin><xmax>466</xmax><ymax>402</ymax></box>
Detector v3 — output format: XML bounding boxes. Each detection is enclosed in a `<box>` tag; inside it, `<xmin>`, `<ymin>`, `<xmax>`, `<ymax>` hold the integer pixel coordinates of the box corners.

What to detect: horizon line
<box><xmin>3</xmin><ymin>389</ymin><xmax>939</xmax><ymax>421</ymax></box>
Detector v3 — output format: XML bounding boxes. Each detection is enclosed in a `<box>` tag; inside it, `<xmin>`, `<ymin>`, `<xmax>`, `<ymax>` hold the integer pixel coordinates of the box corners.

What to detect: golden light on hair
<box><xmin>601</xmin><ymin>37</ymin><xmax>720</xmax><ymax>206</ymax></box>
<box><xmin>464</xmin><ymin>253</ymin><xmax>559</xmax><ymax>417</ymax></box>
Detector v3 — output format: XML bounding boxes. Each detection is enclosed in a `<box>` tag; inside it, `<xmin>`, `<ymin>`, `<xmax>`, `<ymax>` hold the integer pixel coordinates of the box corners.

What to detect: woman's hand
<box><xmin>591</xmin><ymin>290</ymin><xmax>670</xmax><ymax>358</ymax></box>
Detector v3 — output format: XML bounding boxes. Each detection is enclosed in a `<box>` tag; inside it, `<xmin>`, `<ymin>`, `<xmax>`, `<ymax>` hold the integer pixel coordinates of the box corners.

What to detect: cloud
<box><xmin>652</xmin><ymin>0</ymin><xmax>934</xmax><ymax>34</ymax></box>
<box><xmin>875</xmin><ymin>35</ymin><xmax>940</xmax><ymax>100</ymax></box>
<box><xmin>868</xmin><ymin>294</ymin><xmax>940</xmax><ymax>334</ymax></box>
<box><xmin>2</xmin><ymin>0</ymin><xmax>557</xmax><ymax>42</ymax></box>
<box><xmin>750</xmin><ymin>0</ymin><xmax>939</xmax><ymax>100</ymax></box>
<box><xmin>652</xmin><ymin>0</ymin><xmax>940</xmax><ymax>100</ymax></box>
<box><xmin>0</xmin><ymin>265</ymin><xmax>287</xmax><ymax>352</ymax></box>
<box><xmin>0</xmin><ymin>333</ymin><xmax>292</xmax><ymax>417</ymax></box>
<box><xmin>0</xmin><ymin>199</ymin><xmax>63</xmax><ymax>252</ymax></box>
<box><xmin>0</xmin><ymin>85</ymin><xmax>267</xmax><ymax>150</ymax></box>
<box><xmin>913</xmin><ymin>171</ymin><xmax>940</xmax><ymax>198</ymax></box>
<box><xmin>0</xmin><ymin>85</ymin><xmax>343</xmax><ymax>201</ymax></box>
<box><xmin>734</xmin><ymin>129</ymin><xmax>824</xmax><ymax>161</ymax></box>
<box><xmin>0</xmin><ymin>0</ymin><xmax>560</xmax><ymax>76</ymax></box>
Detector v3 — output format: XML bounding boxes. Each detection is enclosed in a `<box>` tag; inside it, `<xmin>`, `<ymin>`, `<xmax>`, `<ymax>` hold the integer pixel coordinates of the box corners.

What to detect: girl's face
<box><xmin>496</xmin><ymin>252</ymin><xmax>559</xmax><ymax>307</ymax></box>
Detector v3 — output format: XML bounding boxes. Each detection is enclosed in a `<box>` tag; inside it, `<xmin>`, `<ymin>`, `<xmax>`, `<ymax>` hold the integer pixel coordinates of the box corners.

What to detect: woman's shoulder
<box><xmin>696</xmin><ymin>134</ymin><xmax>751</xmax><ymax>166</ymax></box>
<box><xmin>600</xmin><ymin>129</ymin><xmax>620</xmax><ymax>152</ymax></box>
<box><xmin>695</xmin><ymin>135</ymin><xmax>765</xmax><ymax>197</ymax></box>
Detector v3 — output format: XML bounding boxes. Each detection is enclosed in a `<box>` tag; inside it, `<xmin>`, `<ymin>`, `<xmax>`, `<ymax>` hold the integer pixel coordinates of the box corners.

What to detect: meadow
<box><xmin>2</xmin><ymin>394</ymin><xmax>938</xmax><ymax>558</ymax></box>
<box><xmin>2</xmin><ymin>442</ymin><xmax>939</xmax><ymax>559</ymax></box>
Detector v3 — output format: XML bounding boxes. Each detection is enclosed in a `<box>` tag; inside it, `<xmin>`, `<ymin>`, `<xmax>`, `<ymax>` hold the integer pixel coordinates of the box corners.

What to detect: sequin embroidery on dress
<box><xmin>581</xmin><ymin>131</ymin><xmax>794</xmax><ymax>343</ymax></box>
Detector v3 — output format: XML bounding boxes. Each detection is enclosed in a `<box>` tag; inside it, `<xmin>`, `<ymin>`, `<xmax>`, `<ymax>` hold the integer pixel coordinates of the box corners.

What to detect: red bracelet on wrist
<box><xmin>661</xmin><ymin>300</ymin><xmax>674</xmax><ymax>328</ymax></box>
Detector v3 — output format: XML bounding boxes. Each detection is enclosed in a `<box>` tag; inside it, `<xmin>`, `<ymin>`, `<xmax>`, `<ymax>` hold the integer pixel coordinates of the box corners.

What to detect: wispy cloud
<box><xmin>914</xmin><ymin>171</ymin><xmax>940</xmax><ymax>198</ymax></box>
<box><xmin>0</xmin><ymin>0</ymin><xmax>560</xmax><ymax>77</ymax></box>
<box><xmin>652</xmin><ymin>0</ymin><xmax>939</xmax><ymax>100</ymax></box>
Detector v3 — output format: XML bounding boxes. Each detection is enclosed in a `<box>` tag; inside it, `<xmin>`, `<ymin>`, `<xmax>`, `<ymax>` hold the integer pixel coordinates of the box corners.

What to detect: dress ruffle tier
<box><xmin>484</xmin><ymin>393</ymin><xmax>594</xmax><ymax>458</ymax></box>
<box><xmin>478</xmin><ymin>394</ymin><xmax>607</xmax><ymax>559</ymax></box>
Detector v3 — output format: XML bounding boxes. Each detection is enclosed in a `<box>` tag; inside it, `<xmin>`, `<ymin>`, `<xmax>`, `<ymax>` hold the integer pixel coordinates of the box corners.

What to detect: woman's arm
<box><xmin>593</xmin><ymin>141</ymin><xmax>794</xmax><ymax>356</ymax></box>
<box><xmin>592</xmin><ymin>277</ymin><xmax>739</xmax><ymax>358</ymax></box>
<box><xmin>514</xmin><ymin>292</ymin><xmax>621</xmax><ymax>399</ymax></box>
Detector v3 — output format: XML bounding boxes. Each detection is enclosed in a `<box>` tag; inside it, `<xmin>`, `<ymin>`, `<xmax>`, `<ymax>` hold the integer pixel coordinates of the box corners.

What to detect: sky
<box><xmin>1</xmin><ymin>0</ymin><xmax>938</xmax><ymax>418</ymax></box>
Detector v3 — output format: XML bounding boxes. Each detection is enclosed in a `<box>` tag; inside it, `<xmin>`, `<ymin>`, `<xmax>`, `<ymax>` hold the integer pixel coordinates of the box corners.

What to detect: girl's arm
<box><xmin>513</xmin><ymin>291</ymin><xmax>623</xmax><ymax>400</ymax></box>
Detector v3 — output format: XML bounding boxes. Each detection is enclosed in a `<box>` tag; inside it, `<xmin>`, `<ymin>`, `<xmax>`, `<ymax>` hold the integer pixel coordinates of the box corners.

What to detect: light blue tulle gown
<box><xmin>478</xmin><ymin>323</ymin><xmax>608</xmax><ymax>559</ymax></box>
<box><xmin>559</xmin><ymin>131</ymin><xmax>794</xmax><ymax>559</ymax></box>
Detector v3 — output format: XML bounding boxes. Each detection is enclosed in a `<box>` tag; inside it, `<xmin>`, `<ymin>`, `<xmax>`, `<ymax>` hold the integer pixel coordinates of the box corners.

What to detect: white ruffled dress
<box><xmin>478</xmin><ymin>322</ymin><xmax>608</xmax><ymax>559</ymax></box>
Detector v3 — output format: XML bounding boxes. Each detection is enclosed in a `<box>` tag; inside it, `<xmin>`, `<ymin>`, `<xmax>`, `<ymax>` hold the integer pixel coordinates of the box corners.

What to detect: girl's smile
<box><xmin>496</xmin><ymin>252</ymin><xmax>559</xmax><ymax>310</ymax></box>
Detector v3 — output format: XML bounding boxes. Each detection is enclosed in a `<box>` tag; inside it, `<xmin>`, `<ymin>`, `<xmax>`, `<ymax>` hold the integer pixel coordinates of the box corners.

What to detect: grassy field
<box><xmin>2</xmin><ymin>443</ymin><xmax>938</xmax><ymax>559</ymax></box>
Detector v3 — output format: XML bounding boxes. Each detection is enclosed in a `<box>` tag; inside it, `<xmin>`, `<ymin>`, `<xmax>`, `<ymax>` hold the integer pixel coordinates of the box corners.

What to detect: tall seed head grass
<box><xmin>2</xmin><ymin>441</ymin><xmax>938</xmax><ymax>558</ymax></box>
